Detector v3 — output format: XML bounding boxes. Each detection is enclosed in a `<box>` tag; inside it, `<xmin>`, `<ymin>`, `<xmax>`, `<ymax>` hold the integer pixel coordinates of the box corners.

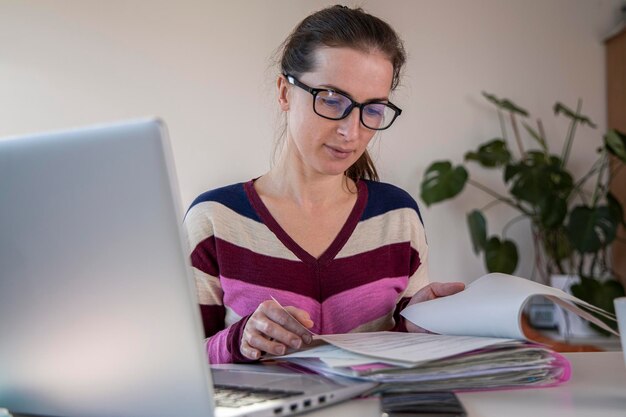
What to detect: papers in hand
<box><xmin>400</xmin><ymin>273</ymin><xmax>618</xmax><ymax>338</ymax></box>
<box><xmin>267</xmin><ymin>273</ymin><xmax>620</xmax><ymax>391</ymax></box>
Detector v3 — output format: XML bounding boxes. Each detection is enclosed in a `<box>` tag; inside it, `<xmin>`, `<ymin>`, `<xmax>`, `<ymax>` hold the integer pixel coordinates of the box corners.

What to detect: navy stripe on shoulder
<box><xmin>361</xmin><ymin>179</ymin><xmax>424</xmax><ymax>224</ymax></box>
<box><xmin>187</xmin><ymin>182</ymin><xmax>260</xmax><ymax>222</ymax></box>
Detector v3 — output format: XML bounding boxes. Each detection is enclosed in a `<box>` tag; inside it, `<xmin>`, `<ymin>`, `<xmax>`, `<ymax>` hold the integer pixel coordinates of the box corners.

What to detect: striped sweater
<box><xmin>184</xmin><ymin>179</ymin><xmax>429</xmax><ymax>364</ymax></box>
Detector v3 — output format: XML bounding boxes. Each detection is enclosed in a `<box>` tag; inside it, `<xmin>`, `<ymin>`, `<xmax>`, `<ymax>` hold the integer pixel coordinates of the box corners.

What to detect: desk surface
<box><xmin>8</xmin><ymin>352</ymin><xmax>626</xmax><ymax>417</ymax></box>
<box><xmin>306</xmin><ymin>351</ymin><xmax>626</xmax><ymax>417</ymax></box>
<box><xmin>459</xmin><ymin>352</ymin><xmax>626</xmax><ymax>417</ymax></box>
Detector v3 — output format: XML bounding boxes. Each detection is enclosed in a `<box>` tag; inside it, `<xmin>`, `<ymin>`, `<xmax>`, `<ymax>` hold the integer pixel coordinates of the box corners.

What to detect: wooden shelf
<box><xmin>606</xmin><ymin>27</ymin><xmax>626</xmax><ymax>285</ymax></box>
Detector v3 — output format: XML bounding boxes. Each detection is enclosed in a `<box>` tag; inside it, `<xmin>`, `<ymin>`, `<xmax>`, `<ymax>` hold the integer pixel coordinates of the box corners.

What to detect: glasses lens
<box><xmin>362</xmin><ymin>103</ymin><xmax>397</xmax><ymax>130</ymax></box>
<box><xmin>314</xmin><ymin>91</ymin><xmax>352</xmax><ymax>119</ymax></box>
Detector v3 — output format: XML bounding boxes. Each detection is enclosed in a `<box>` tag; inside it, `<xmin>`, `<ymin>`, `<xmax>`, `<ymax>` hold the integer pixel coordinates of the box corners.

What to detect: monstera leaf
<box><xmin>484</xmin><ymin>237</ymin><xmax>518</xmax><ymax>274</ymax></box>
<box><xmin>505</xmin><ymin>153</ymin><xmax>573</xmax><ymax>206</ymax></box>
<box><xmin>420</xmin><ymin>161</ymin><xmax>468</xmax><ymax>206</ymax></box>
<box><xmin>538</xmin><ymin>195</ymin><xmax>567</xmax><ymax>229</ymax></box>
<box><xmin>482</xmin><ymin>92</ymin><xmax>529</xmax><ymax>117</ymax></box>
<box><xmin>607</xmin><ymin>192</ymin><xmax>626</xmax><ymax>227</ymax></box>
<box><xmin>465</xmin><ymin>139</ymin><xmax>512</xmax><ymax>168</ymax></box>
<box><xmin>605</xmin><ymin>129</ymin><xmax>626</xmax><ymax>163</ymax></box>
<box><xmin>542</xmin><ymin>228</ymin><xmax>573</xmax><ymax>263</ymax></box>
<box><xmin>570</xmin><ymin>276</ymin><xmax>625</xmax><ymax>334</ymax></box>
<box><xmin>554</xmin><ymin>102</ymin><xmax>597</xmax><ymax>128</ymax></box>
<box><xmin>467</xmin><ymin>210</ymin><xmax>487</xmax><ymax>254</ymax></box>
<box><xmin>566</xmin><ymin>206</ymin><xmax>619</xmax><ymax>253</ymax></box>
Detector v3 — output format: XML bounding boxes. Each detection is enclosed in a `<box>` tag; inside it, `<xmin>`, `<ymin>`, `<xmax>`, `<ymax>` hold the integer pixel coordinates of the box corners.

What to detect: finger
<box><xmin>249</xmin><ymin>312</ymin><xmax>304</xmax><ymax>351</ymax></box>
<box><xmin>430</xmin><ymin>282</ymin><xmax>465</xmax><ymax>297</ymax></box>
<box><xmin>405</xmin><ymin>320</ymin><xmax>435</xmax><ymax>334</ymax></box>
<box><xmin>408</xmin><ymin>282</ymin><xmax>466</xmax><ymax>305</ymax></box>
<box><xmin>284</xmin><ymin>306</ymin><xmax>314</xmax><ymax>328</ymax></box>
<box><xmin>265</xmin><ymin>304</ymin><xmax>312</xmax><ymax>349</ymax></box>
<box><xmin>283</xmin><ymin>306</ymin><xmax>314</xmax><ymax>344</ymax></box>
<box><xmin>240</xmin><ymin>338</ymin><xmax>263</xmax><ymax>360</ymax></box>
<box><xmin>244</xmin><ymin>323</ymin><xmax>290</xmax><ymax>356</ymax></box>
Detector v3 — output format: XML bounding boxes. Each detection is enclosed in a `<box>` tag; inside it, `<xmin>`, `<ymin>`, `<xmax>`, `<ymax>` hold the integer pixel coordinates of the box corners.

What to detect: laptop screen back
<box><xmin>0</xmin><ymin>119</ymin><xmax>215</xmax><ymax>417</ymax></box>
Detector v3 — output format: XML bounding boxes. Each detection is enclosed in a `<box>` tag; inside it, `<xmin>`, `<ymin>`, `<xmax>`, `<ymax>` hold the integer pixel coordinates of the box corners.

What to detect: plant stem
<box><xmin>591</xmin><ymin>150</ymin><xmax>608</xmax><ymax>207</ymax></box>
<box><xmin>532</xmin><ymin>227</ymin><xmax>548</xmax><ymax>284</ymax></box>
<box><xmin>574</xmin><ymin>158</ymin><xmax>603</xmax><ymax>190</ymax></box>
<box><xmin>538</xmin><ymin>119</ymin><xmax>548</xmax><ymax>153</ymax></box>
<box><xmin>467</xmin><ymin>179</ymin><xmax>533</xmax><ymax>215</ymax></box>
<box><xmin>481</xmin><ymin>198</ymin><xmax>503</xmax><ymax>212</ymax></box>
<box><xmin>589</xmin><ymin>252</ymin><xmax>598</xmax><ymax>279</ymax></box>
<box><xmin>570</xmin><ymin>186</ymin><xmax>589</xmax><ymax>206</ymax></box>
<box><xmin>498</xmin><ymin>109</ymin><xmax>508</xmax><ymax>142</ymax></box>
<box><xmin>502</xmin><ymin>213</ymin><xmax>527</xmax><ymax>238</ymax></box>
<box><xmin>577</xmin><ymin>253</ymin><xmax>585</xmax><ymax>278</ymax></box>
<box><xmin>560</xmin><ymin>99</ymin><xmax>582</xmax><ymax>168</ymax></box>
<box><xmin>510</xmin><ymin>113</ymin><xmax>525</xmax><ymax>158</ymax></box>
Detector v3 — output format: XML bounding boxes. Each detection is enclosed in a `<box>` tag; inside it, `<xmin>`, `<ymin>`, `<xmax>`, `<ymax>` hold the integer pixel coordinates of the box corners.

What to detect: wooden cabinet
<box><xmin>606</xmin><ymin>26</ymin><xmax>626</xmax><ymax>285</ymax></box>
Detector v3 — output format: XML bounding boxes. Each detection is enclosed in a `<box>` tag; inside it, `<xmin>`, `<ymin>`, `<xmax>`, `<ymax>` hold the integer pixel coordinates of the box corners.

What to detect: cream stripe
<box><xmin>404</xmin><ymin>257</ymin><xmax>429</xmax><ymax>298</ymax></box>
<box><xmin>224</xmin><ymin>307</ymin><xmax>243</xmax><ymax>328</ymax></box>
<box><xmin>337</xmin><ymin>207</ymin><xmax>427</xmax><ymax>259</ymax></box>
<box><xmin>185</xmin><ymin>201</ymin><xmax>300</xmax><ymax>261</ymax></box>
<box><xmin>193</xmin><ymin>268</ymin><xmax>223</xmax><ymax>306</ymax></box>
<box><xmin>350</xmin><ymin>310</ymin><xmax>395</xmax><ymax>333</ymax></box>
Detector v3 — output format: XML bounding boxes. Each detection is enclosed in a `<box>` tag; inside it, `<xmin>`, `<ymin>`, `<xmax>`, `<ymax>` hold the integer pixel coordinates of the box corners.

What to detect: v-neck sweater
<box><xmin>185</xmin><ymin>179</ymin><xmax>430</xmax><ymax>364</ymax></box>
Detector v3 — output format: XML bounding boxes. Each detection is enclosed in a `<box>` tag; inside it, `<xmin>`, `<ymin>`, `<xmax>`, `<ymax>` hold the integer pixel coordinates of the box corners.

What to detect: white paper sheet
<box><xmin>400</xmin><ymin>273</ymin><xmax>618</xmax><ymax>338</ymax></box>
<box><xmin>311</xmin><ymin>331</ymin><xmax>519</xmax><ymax>364</ymax></box>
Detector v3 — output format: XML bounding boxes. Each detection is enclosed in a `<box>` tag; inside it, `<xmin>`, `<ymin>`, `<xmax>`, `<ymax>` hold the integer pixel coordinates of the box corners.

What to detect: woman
<box><xmin>185</xmin><ymin>5</ymin><xmax>464</xmax><ymax>364</ymax></box>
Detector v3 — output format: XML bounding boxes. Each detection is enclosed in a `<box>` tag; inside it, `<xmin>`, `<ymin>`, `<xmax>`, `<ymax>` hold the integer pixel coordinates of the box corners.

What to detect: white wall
<box><xmin>1</xmin><ymin>0</ymin><xmax>623</xmax><ymax>283</ymax></box>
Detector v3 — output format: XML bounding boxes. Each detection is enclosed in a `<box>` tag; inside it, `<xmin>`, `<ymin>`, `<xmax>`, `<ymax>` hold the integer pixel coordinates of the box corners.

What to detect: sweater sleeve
<box><xmin>184</xmin><ymin>202</ymin><xmax>253</xmax><ymax>364</ymax></box>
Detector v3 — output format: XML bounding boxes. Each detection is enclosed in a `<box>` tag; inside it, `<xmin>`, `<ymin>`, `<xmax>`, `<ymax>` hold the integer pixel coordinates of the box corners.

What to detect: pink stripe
<box><xmin>321</xmin><ymin>276</ymin><xmax>409</xmax><ymax>333</ymax></box>
<box><xmin>221</xmin><ymin>275</ymin><xmax>409</xmax><ymax>335</ymax></box>
<box><xmin>221</xmin><ymin>276</ymin><xmax>321</xmax><ymax>327</ymax></box>
<box><xmin>206</xmin><ymin>329</ymin><xmax>232</xmax><ymax>364</ymax></box>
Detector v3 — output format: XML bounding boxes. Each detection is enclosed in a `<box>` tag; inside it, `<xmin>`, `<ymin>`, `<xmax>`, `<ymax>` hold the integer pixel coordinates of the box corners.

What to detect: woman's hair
<box><xmin>276</xmin><ymin>5</ymin><xmax>406</xmax><ymax>182</ymax></box>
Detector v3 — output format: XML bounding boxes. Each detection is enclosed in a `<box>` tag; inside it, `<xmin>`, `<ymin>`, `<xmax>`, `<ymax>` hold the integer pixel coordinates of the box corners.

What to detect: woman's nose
<box><xmin>337</xmin><ymin>107</ymin><xmax>362</xmax><ymax>140</ymax></box>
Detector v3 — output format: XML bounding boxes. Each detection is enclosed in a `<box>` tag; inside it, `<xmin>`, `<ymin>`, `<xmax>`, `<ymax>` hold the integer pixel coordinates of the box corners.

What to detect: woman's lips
<box><xmin>325</xmin><ymin>145</ymin><xmax>354</xmax><ymax>159</ymax></box>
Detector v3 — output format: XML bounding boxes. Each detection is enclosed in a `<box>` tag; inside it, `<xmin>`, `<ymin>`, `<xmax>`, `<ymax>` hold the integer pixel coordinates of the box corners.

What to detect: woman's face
<box><xmin>279</xmin><ymin>46</ymin><xmax>394</xmax><ymax>178</ymax></box>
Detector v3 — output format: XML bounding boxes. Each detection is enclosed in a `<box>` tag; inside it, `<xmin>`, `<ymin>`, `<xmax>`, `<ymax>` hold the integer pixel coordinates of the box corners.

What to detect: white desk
<box><xmin>306</xmin><ymin>352</ymin><xmax>626</xmax><ymax>417</ymax></box>
<box><xmin>460</xmin><ymin>352</ymin><xmax>626</xmax><ymax>417</ymax></box>
<box><xmin>8</xmin><ymin>352</ymin><xmax>625</xmax><ymax>417</ymax></box>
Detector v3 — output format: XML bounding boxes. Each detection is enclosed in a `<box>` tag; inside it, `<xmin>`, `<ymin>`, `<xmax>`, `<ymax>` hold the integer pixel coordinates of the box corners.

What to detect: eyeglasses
<box><xmin>284</xmin><ymin>74</ymin><xmax>402</xmax><ymax>130</ymax></box>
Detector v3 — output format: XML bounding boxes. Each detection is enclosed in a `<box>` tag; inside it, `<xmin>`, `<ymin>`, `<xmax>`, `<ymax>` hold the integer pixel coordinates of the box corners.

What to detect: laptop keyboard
<box><xmin>213</xmin><ymin>384</ymin><xmax>304</xmax><ymax>408</ymax></box>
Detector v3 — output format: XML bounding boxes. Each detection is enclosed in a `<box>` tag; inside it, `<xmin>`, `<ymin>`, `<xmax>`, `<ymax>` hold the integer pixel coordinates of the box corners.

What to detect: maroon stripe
<box><xmin>391</xmin><ymin>297</ymin><xmax>412</xmax><ymax>332</ymax></box>
<box><xmin>227</xmin><ymin>314</ymin><xmax>256</xmax><ymax>363</ymax></box>
<box><xmin>191</xmin><ymin>236</ymin><xmax>219</xmax><ymax>277</ymax></box>
<box><xmin>216</xmin><ymin>238</ymin><xmax>319</xmax><ymax>297</ymax></box>
<box><xmin>200</xmin><ymin>304</ymin><xmax>226</xmax><ymax>338</ymax></box>
<box><xmin>216</xmin><ymin>238</ymin><xmax>420</xmax><ymax>301</ymax></box>
<box><xmin>320</xmin><ymin>242</ymin><xmax>421</xmax><ymax>299</ymax></box>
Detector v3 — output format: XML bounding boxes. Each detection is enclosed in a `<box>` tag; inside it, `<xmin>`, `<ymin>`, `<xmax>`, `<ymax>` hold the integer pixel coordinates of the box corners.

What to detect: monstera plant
<box><xmin>420</xmin><ymin>92</ymin><xmax>626</xmax><ymax>332</ymax></box>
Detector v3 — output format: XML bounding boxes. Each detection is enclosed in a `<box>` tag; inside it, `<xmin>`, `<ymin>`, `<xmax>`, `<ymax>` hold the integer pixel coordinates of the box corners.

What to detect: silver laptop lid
<box><xmin>0</xmin><ymin>119</ymin><xmax>215</xmax><ymax>417</ymax></box>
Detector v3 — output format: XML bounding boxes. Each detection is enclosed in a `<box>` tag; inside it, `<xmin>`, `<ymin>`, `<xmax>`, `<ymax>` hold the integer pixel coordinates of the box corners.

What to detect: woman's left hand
<box><xmin>405</xmin><ymin>282</ymin><xmax>465</xmax><ymax>333</ymax></box>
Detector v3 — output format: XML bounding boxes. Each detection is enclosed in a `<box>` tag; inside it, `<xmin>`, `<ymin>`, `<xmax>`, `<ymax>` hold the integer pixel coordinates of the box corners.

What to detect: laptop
<box><xmin>0</xmin><ymin>119</ymin><xmax>375</xmax><ymax>417</ymax></box>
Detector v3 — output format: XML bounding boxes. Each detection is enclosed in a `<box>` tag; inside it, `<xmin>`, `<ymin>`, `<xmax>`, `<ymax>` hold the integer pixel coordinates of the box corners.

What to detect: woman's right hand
<box><xmin>240</xmin><ymin>300</ymin><xmax>314</xmax><ymax>360</ymax></box>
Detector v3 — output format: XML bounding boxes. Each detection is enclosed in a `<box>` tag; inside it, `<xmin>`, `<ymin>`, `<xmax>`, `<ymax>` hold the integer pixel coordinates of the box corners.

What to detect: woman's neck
<box><xmin>256</xmin><ymin>163</ymin><xmax>356</xmax><ymax>209</ymax></box>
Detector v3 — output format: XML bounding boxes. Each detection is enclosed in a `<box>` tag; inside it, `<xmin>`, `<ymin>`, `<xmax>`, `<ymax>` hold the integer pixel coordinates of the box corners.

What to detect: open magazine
<box><xmin>267</xmin><ymin>273</ymin><xmax>618</xmax><ymax>392</ymax></box>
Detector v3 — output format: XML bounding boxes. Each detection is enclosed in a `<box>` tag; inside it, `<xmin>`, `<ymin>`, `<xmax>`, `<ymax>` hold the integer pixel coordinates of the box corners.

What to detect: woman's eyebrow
<box><xmin>319</xmin><ymin>83</ymin><xmax>389</xmax><ymax>102</ymax></box>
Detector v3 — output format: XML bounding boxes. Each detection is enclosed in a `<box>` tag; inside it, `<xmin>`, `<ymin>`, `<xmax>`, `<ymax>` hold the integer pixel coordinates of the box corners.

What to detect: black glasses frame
<box><xmin>284</xmin><ymin>74</ymin><xmax>402</xmax><ymax>131</ymax></box>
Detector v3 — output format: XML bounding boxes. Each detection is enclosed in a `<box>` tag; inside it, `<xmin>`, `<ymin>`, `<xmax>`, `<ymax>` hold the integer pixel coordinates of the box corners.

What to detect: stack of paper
<box><xmin>272</xmin><ymin>332</ymin><xmax>570</xmax><ymax>391</ymax></box>
<box><xmin>267</xmin><ymin>273</ymin><xmax>618</xmax><ymax>392</ymax></box>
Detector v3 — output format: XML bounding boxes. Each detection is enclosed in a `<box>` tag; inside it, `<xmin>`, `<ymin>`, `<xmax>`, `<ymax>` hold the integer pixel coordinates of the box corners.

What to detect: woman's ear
<box><xmin>277</xmin><ymin>75</ymin><xmax>290</xmax><ymax>112</ymax></box>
